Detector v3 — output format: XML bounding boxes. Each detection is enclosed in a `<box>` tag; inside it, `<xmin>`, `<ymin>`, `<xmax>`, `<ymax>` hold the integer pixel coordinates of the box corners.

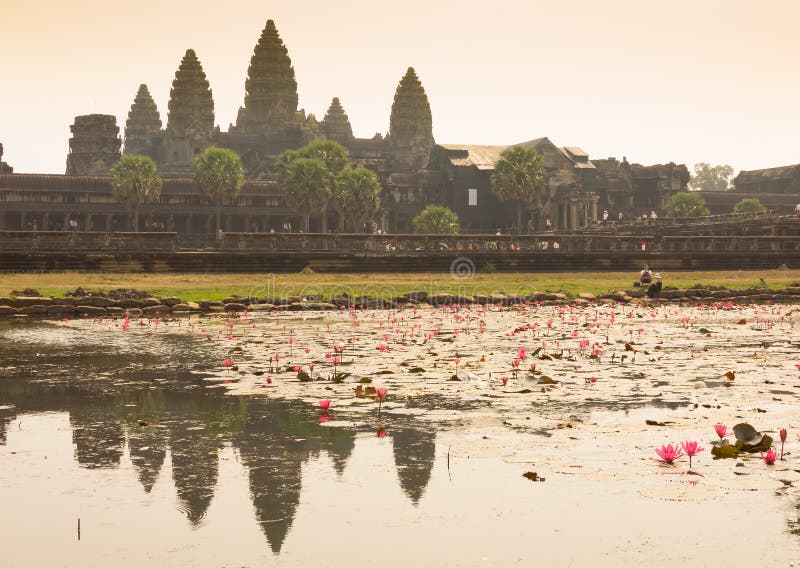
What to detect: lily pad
<box><xmin>733</xmin><ymin>422</ymin><xmax>774</xmax><ymax>453</ymax></box>
<box><xmin>296</xmin><ymin>370</ymin><xmax>312</xmax><ymax>382</ymax></box>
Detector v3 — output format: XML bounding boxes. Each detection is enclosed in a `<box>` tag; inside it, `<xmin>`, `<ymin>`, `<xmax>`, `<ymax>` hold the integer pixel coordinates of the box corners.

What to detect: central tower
<box><xmin>235</xmin><ymin>20</ymin><xmax>299</xmax><ymax>136</ymax></box>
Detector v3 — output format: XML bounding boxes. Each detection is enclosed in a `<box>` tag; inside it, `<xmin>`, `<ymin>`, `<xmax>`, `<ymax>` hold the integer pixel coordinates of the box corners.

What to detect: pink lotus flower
<box><xmin>655</xmin><ymin>444</ymin><xmax>684</xmax><ymax>464</ymax></box>
<box><xmin>761</xmin><ymin>448</ymin><xmax>777</xmax><ymax>465</ymax></box>
<box><xmin>376</xmin><ymin>388</ymin><xmax>387</xmax><ymax>400</ymax></box>
<box><xmin>780</xmin><ymin>428</ymin><xmax>787</xmax><ymax>460</ymax></box>
<box><xmin>377</xmin><ymin>427</ymin><xmax>388</xmax><ymax>438</ymax></box>
<box><xmin>292</xmin><ymin>365</ymin><xmax>302</xmax><ymax>372</ymax></box>
<box><xmin>501</xmin><ymin>376</ymin><xmax>508</xmax><ymax>386</ymax></box>
<box><xmin>223</xmin><ymin>358</ymin><xmax>232</xmax><ymax>367</ymax></box>
<box><xmin>319</xmin><ymin>399</ymin><xmax>331</xmax><ymax>411</ymax></box>
<box><xmin>714</xmin><ymin>424</ymin><xmax>727</xmax><ymax>440</ymax></box>
<box><xmin>681</xmin><ymin>440</ymin><xmax>704</xmax><ymax>469</ymax></box>
<box><xmin>517</xmin><ymin>348</ymin><xmax>527</xmax><ymax>360</ymax></box>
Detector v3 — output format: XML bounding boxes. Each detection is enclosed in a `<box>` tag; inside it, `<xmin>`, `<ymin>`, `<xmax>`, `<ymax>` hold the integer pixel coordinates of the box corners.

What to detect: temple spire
<box><xmin>236</xmin><ymin>20</ymin><xmax>298</xmax><ymax>135</ymax></box>
<box><xmin>164</xmin><ymin>49</ymin><xmax>215</xmax><ymax>167</ymax></box>
<box><xmin>322</xmin><ymin>97</ymin><xmax>353</xmax><ymax>142</ymax></box>
<box><xmin>388</xmin><ymin>67</ymin><xmax>434</xmax><ymax>170</ymax></box>
<box><xmin>124</xmin><ymin>84</ymin><xmax>162</xmax><ymax>161</ymax></box>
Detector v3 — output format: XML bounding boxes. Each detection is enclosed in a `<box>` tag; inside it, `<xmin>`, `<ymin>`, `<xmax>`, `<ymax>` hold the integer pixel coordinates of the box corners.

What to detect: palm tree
<box><xmin>109</xmin><ymin>155</ymin><xmax>163</xmax><ymax>232</ymax></box>
<box><xmin>491</xmin><ymin>147</ymin><xmax>547</xmax><ymax>232</ymax></box>
<box><xmin>278</xmin><ymin>157</ymin><xmax>330</xmax><ymax>232</ymax></box>
<box><xmin>333</xmin><ymin>168</ymin><xmax>381</xmax><ymax>232</ymax></box>
<box><xmin>412</xmin><ymin>205</ymin><xmax>459</xmax><ymax>234</ymax></box>
<box><xmin>194</xmin><ymin>147</ymin><xmax>245</xmax><ymax>234</ymax></box>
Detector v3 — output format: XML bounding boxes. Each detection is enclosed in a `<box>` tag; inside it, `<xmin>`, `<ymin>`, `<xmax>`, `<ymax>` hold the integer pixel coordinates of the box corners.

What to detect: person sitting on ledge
<box><xmin>647</xmin><ymin>273</ymin><xmax>663</xmax><ymax>299</ymax></box>
<box><xmin>639</xmin><ymin>265</ymin><xmax>653</xmax><ymax>285</ymax></box>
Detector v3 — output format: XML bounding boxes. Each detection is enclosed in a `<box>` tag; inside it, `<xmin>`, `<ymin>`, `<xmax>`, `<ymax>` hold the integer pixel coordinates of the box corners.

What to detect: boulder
<box><xmin>248</xmin><ymin>303</ymin><xmax>275</xmax><ymax>311</ymax></box>
<box><xmin>15</xmin><ymin>296</ymin><xmax>53</xmax><ymax>307</ymax></box>
<box><xmin>50</xmin><ymin>297</ymin><xmax>76</xmax><ymax>306</ymax></box>
<box><xmin>106</xmin><ymin>307</ymin><xmax>125</xmax><ymax>316</ymax></box>
<box><xmin>0</xmin><ymin>297</ymin><xmax>14</xmax><ymax>306</ymax></box>
<box><xmin>403</xmin><ymin>290</ymin><xmax>428</xmax><ymax>302</ymax></box>
<box><xmin>141</xmin><ymin>297</ymin><xmax>162</xmax><ymax>307</ymax></box>
<box><xmin>125</xmin><ymin>308</ymin><xmax>143</xmax><ymax>317</ymax></box>
<box><xmin>92</xmin><ymin>297</ymin><xmax>118</xmax><ymax>308</ymax></box>
<box><xmin>75</xmin><ymin>306</ymin><xmax>107</xmax><ymax>317</ymax></box>
<box><xmin>428</xmin><ymin>293</ymin><xmax>455</xmax><ymax>306</ymax></box>
<box><xmin>160</xmin><ymin>297</ymin><xmax>183</xmax><ymax>307</ymax></box>
<box><xmin>578</xmin><ymin>292</ymin><xmax>596</xmax><ymax>301</ymax></box>
<box><xmin>224</xmin><ymin>303</ymin><xmax>248</xmax><ymax>312</ymax></box>
<box><xmin>784</xmin><ymin>286</ymin><xmax>800</xmax><ymax>295</ymax></box>
<box><xmin>47</xmin><ymin>305</ymin><xmax>75</xmax><ymax>316</ymax></box>
<box><xmin>117</xmin><ymin>299</ymin><xmax>144</xmax><ymax>308</ymax></box>
<box><xmin>0</xmin><ymin>306</ymin><xmax>19</xmax><ymax>316</ymax></box>
<box><xmin>198</xmin><ymin>300</ymin><xmax>224</xmax><ymax>310</ymax></box>
<box><xmin>171</xmin><ymin>302</ymin><xmax>200</xmax><ymax>312</ymax></box>
<box><xmin>19</xmin><ymin>305</ymin><xmax>48</xmax><ymax>315</ymax></box>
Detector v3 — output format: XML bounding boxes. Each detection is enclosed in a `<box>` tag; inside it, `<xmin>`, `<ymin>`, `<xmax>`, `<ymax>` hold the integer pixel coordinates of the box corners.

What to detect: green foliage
<box><xmin>109</xmin><ymin>154</ymin><xmax>162</xmax><ymax>232</ymax></box>
<box><xmin>194</xmin><ymin>147</ymin><xmax>245</xmax><ymax>233</ymax></box>
<box><xmin>277</xmin><ymin>141</ymin><xmax>349</xmax><ymax>232</ymax></box>
<box><xmin>334</xmin><ymin>168</ymin><xmax>381</xmax><ymax>232</ymax></box>
<box><xmin>491</xmin><ymin>147</ymin><xmax>548</xmax><ymax>230</ymax></box>
<box><xmin>733</xmin><ymin>198</ymin><xmax>766</xmax><ymax>214</ymax></box>
<box><xmin>278</xmin><ymin>157</ymin><xmax>331</xmax><ymax>231</ymax></box>
<box><xmin>412</xmin><ymin>205</ymin><xmax>459</xmax><ymax>234</ymax></box>
<box><xmin>667</xmin><ymin>191</ymin><xmax>710</xmax><ymax>217</ymax></box>
<box><xmin>689</xmin><ymin>162</ymin><xmax>734</xmax><ymax>191</ymax></box>
<box><xmin>479</xmin><ymin>262</ymin><xmax>497</xmax><ymax>274</ymax></box>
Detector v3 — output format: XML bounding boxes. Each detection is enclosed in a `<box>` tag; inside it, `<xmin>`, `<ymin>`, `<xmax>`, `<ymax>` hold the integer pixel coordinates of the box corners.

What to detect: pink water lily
<box><xmin>319</xmin><ymin>399</ymin><xmax>331</xmax><ymax>411</ymax></box>
<box><xmin>681</xmin><ymin>441</ymin><xmax>704</xmax><ymax>469</ymax></box>
<box><xmin>761</xmin><ymin>448</ymin><xmax>777</xmax><ymax>465</ymax></box>
<box><xmin>714</xmin><ymin>424</ymin><xmax>727</xmax><ymax>440</ymax></box>
<box><xmin>655</xmin><ymin>443</ymin><xmax>684</xmax><ymax>464</ymax></box>
<box><xmin>780</xmin><ymin>428</ymin><xmax>787</xmax><ymax>460</ymax></box>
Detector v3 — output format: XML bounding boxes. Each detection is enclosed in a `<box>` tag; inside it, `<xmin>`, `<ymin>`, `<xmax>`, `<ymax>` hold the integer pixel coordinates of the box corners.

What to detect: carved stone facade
<box><xmin>123</xmin><ymin>84</ymin><xmax>162</xmax><ymax>162</ymax></box>
<box><xmin>65</xmin><ymin>114</ymin><xmax>122</xmax><ymax>176</ymax></box>
<box><xmin>388</xmin><ymin>67</ymin><xmax>435</xmax><ymax>171</ymax></box>
<box><xmin>594</xmin><ymin>158</ymin><xmax>689</xmax><ymax>217</ymax></box>
<box><xmin>733</xmin><ymin>165</ymin><xmax>800</xmax><ymax>194</ymax></box>
<box><xmin>162</xmin><ymin>49</ymin><xmax>215</xmax><ymax>171</ymax></box>
<box><xmin>0</xmin><ymin>144</ymin><xmax>12</xmax><ymax>174</ymax></box>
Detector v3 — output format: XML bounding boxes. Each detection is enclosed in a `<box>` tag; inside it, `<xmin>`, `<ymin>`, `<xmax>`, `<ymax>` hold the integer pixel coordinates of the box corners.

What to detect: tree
<box><xmin>109</xmin><ymin>155</ymin><xmax>162</xmax><ymax>232</ymax></box>
<box><xmin>490</xmin><ymin>147</ymin><xmax>547</xmax><ymax>231</ymax></box>
<box><xmin>333</xmin><ymin>168</ymin><xmax>381</xmax><ymax>232</ymax></box>
<box><xmin>689</xmin><ymin>163</ymin><xmax>734</xmax><ymax>191</ymax></box>
<box><xmin>278</xmin><ymin>157</ymin><xmax>330</xmax><ymax>232</ymax></box>
<box><xmin>277</xmin><ymin>141</ymin><xmax>349</xmax><ymax>232</ymax></box>
<box><xmin>194</xmin><ymin>147</ymin><xmax>245</xmax><ymax>234</ymax></box>
<box><xmin>412</xmin><ymin>205</ymin><xmax>459</xmax><ymax>234</ymax></box>
<box><xmin>667</xmin><ymin>192</ymin><xmax>710</xmax><ymax>217</ymax></box>
<box><xmin>733</xmin><ymin>197</ymin><xmax>766</xmax><ymax>214</ymax></box>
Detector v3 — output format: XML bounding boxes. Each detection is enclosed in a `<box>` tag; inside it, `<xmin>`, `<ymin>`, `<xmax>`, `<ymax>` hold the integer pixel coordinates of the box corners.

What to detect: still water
<box><xmin>1</xmin><ymin>317</ymin><xmax>799</xmax><ymax>567</ymax></box>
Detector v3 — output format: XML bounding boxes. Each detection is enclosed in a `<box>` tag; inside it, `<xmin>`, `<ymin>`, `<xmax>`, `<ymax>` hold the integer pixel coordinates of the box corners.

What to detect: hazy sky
<box><xmin>2</xmin><ymin>0</ymin><xmax>798</xmax><ymax>175</ymax></box>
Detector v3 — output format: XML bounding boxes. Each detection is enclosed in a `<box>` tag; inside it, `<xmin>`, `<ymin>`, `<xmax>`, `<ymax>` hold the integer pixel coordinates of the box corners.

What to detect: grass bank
<box><xmin>0</xmin><ymin>270</ymin><xmax>798</xmax><ymax>301</ymax></box>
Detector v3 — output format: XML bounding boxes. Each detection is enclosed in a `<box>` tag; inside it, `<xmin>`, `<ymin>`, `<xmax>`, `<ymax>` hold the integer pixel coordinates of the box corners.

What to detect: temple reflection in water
<box><xmin>0</xmin><ymin>378</ymin><xmax>437</xmax><ymax>554</ymax></box>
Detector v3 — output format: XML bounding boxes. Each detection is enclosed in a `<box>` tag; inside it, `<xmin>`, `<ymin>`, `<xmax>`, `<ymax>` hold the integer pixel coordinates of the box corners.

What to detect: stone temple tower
<box><xmin>123</xmin><ymin>84</ymin><xmax>162</xmax><ymax>162</ymax></box>
<box><xmin>234</xmin><ymin>20</ymin><xmax>298</xmax><ymax>136</ymax></box>
<box><xmin>388</xmin><ymin>67</ymin><xmax>435</xmax><ymax>170</ymax></box>
<box><xmin>163</xmin><ymin>49</ymin><xmax>215</xmax><ymax>170</ymax></box>
<box><xmin>65</xmin><ymin>114</ymin><xmax>122</xmax><ymax>175</ymax></box>
<box><xmin>322</xmin><ymin>98</ymin><xmax>353</xmax><ymax>143</ymax></box>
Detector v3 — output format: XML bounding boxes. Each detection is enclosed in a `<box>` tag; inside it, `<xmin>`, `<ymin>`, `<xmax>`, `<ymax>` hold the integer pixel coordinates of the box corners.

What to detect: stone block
<box><xmin>15</xmin><ymin>296</ymin><xmax>53</xmax><ymax>307</ymax></box>
<box><xmin>75</xmin><ymin>306</ymin><xmax>107</xmax><ymax>317</ymax></box>
<box><xmin>47</xmin><ymin>305</ymin><xmax>75</xmax><ymax>316</ymax></box>
<box><xmin>160</xmin><ymin>297</ymin><xmax>183</xmax><ymax>307</ymax></box>
<box><xmin>20</xmin><ymin>305</ymin><xmax>48</xmax><ymax>315</ymax></box>
<box><xmin>0</xmin><ymin>306</ymin><xmax>19</xmax><ymax>316</ymax></box>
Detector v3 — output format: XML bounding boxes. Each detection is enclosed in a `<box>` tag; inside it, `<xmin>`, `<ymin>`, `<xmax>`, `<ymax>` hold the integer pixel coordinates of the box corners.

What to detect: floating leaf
<box><xmin>296</xmin><ymin>370</ymin><xmax>312</xmax><ymax>382</ymax></box>
<box><xmin>332</xmin><ymin>372</ymin><xmax>351</xmax><ymax>384</ymax></box>
<box><xmin>358</xmin><ymin>377</ymin><xmax>372</xmax><ymax>383</ymax></box>
<box><xmin>522</xmin><ymin>471</ymin><xmax>545</xmax><ymax>482</ymax></box>
<box><xmin>538</xmin><ymin>377</ymin><xmax>558</xmax><ymax>385</ymax></box>
<box><xmin>711</xmin><ymin>439</ymin><xmax>742</xmax><ymax>459</ymax></box>
<box><xmin>408</xmin><ymin>367</ymin><xmax>426</xmax><ymax>374</ymax></box>
<box><xmin>733</xmin><ymin>423</ymin><xmax>774</xmax><ymax>453</ymax></box>
<box><xmin>725</xmin><ymin>371</ymin><xmax>735</xmax><ymax>381</ymax></box>
<box><xmin>736</xmin><ymin>319</ymin><xmax>747</xmax><ymax>325</ymax></box>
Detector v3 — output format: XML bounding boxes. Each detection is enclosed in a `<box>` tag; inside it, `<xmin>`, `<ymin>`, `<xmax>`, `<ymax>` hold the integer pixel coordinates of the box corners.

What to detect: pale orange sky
<box><xmin>1</xmin><ymin>0</ymin><xmax>798</xmax><ymax>175</ymax></box>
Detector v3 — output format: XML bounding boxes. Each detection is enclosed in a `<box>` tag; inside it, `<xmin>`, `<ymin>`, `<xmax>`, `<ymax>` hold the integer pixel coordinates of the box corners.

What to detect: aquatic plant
<box><xmin>761</xmin><ymin>448</ymin><xmax>777</xmax><ymax>465</ymax></box>
<box><xmin>655</xmin><ymin>444</ymin><xmax>684</xmax><ymax>464</ymax></box>
<box><xmin>681</xmin><ymin>441</ymin><xmax>704</xmax><ymax>469</ymax></box>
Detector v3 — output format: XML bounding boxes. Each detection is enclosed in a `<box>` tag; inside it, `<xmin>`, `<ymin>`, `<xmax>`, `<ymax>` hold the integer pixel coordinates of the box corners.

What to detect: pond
<box><xmin>1</xmin><ymin>302</ymin><xmax>799</xmax><ymax>566</ymax></box>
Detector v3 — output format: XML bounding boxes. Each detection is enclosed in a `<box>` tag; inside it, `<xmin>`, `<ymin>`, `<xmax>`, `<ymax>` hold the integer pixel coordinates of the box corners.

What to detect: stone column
<box><xmin>84</xmin><ymin>212</ymin><xmax>92</xmax><ymax>231</ymax></box>
<box><xmin>105</xmin><ymin>214</ymin><xmax>112</xmax><ymax>231</ymax></box>
<box><xmin>569</xmin><ymin>203</ymin><xmax>577</xmax><ymax>230</ymax></box>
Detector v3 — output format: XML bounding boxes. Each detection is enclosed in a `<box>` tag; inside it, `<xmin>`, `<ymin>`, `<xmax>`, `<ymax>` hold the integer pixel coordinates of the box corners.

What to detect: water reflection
<box><xmin>0</xmin><ymin>320</ymin><xmax>443</xmax><ymax>555</ymax></box>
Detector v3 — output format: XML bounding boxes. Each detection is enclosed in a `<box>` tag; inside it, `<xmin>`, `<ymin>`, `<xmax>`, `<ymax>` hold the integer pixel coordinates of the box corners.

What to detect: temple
<box><xmin>14</xmin><ymin>18</ymin><xmax>787</xmax><ymax>236</ymax></box>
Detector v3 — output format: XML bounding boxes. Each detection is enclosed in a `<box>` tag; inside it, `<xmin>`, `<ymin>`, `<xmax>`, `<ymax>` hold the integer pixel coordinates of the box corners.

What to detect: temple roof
<box><xmin>735</xmin><ymin>164</ymin><xmax>800</xmax><ymax>184</ymax></box>
<box><xmin>439</xmin><ymin>138</ymin><xmax>594</xmax><ymax>171</ymax></box>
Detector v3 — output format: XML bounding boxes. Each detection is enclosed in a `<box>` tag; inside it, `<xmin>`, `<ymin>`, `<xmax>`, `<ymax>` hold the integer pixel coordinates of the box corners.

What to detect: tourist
<box><xmin>527</xmin><ymin>219</ymin><xmax>534</xmax><ymax>234</ymax></box>
<box><xmin>639</xmin><ymin>264</ymin><xmax>652</xmax><ymax>285</ymax></box>
<box><xmin>602</xmin><ymin>210</ymin><xmax>609</xmax><ymax>223</ymax></box>
<box><xmin>545</xmin><ymin>217</ymin><xmax>552</xmax><ymax>230</ymax></box>
<box><xmin>650</xmin><ymin>210</ymin><xmax>657</xmax><ymax>224</ymax></box>
<box><xmin>795</xmin><ymin>202</ymin><xmax>800</xmax><ymax>217</ymax></box>
<box><xmin>618</xmin><ymin>212</ymin><xmax>624</xmax><ymax>222</ymax></box>
<box><xmin>646</xmin><ymin>273</ymin><xmax>663</xmax><ymax>299</ymax></box>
